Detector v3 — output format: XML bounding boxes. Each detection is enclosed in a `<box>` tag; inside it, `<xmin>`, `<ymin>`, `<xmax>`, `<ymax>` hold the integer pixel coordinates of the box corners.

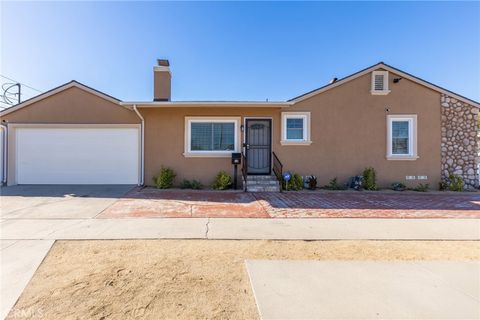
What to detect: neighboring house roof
<box><xmin>0</xmin><ymin>80</ymin><xmax>123</xmax><ymax>117</ymax></box>
<box><xmin>289</xmin><ymin>62</ymin><xmax>480</xmax><ymax>108</ymax></box>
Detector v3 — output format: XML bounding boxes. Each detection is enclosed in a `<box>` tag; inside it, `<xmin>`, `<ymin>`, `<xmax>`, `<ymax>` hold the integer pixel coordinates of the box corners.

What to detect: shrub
<box><xmin>152</xmin><ymin>167</ymin><xmax>176</xmax><ymax>189</ymax></box>
<box><xmin>362</xmin><ymin>167</ymin><xmax>378</xmax><ymax>191</ymax></box>
<box><xmin>284</xmin><ymin>173</ymin><xmax>303</xmax><ymax>191</ymax></box>
<box><xmin>305</xmin><ymin>176</ymin><xmax>317</xmax><ymax>190</ymax></box>
<box><xmin>180</xmin><ymin>179</ymin><xmax>203</xmax><ymax>190</ymax></box>
<box><xmin>189</xmin><ymin>180</ymin><xmax>203</xmax><ymax>190</ymax></box>
<box><xmin>212</xmin><ymin>171</ymin><xmax>232</xmax><ymax>190</ymax></box>
<box><xmin>448</xmin><ymin>174</ymin><xmax>464</xmax><ymax>192</ymax></box>
<box><xmin>439</xmin><ymin>181</ymin><xmax>448</xmax><ymax>191</ymax></box>
<box><xmin>412</xmin><ymin>183</ymin><xmax>429</xmax><ymax>192</ymax></box>
<box><xmin>391</xmin><ymin>182</ymin><xmax>406</xmax><ymax>191</ymax></box>
<box><xmin>325</xmin><ymin>177</ymin><xmax>346</xmax><ymax>190</ymax></box>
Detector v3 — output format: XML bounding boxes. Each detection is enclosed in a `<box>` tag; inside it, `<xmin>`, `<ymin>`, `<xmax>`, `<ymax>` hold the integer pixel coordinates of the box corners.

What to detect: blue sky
<box><xmin>1</xmin><ymin>1</ymin><xmax>479</xmax><ymax>104</ymax></box>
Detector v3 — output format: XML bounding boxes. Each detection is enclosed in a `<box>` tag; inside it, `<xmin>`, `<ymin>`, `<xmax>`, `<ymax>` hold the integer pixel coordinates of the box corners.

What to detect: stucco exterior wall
<box><xmin>0</xmin><ymin>86</ymin><xmax>141</xmax><ymax>185</ymax></box>
<box><xmin>1</xmin><ymin>87</ymin><xmax>140</xmax><ymax>124</ymax></box>
<box><xmin>142</xmin><ymin>71</ymin><xmax>444</xmax><ymax>189</ymax></box>
<box><xmin>277</xmin><ymin>71</ymin><xmax>442</xmax><ymax>189</ymax></box>
<box><xmin>142</xmin><ymin>107</ymin><xmax>282</xmax><ymax>186</ymax></box>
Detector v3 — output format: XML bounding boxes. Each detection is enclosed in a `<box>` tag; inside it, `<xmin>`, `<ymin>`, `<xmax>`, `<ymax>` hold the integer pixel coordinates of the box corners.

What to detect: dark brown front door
<box><xmin>245</xmin><ymin>119</ymin><xmax>271</xmax><ymax>175</ymax></box>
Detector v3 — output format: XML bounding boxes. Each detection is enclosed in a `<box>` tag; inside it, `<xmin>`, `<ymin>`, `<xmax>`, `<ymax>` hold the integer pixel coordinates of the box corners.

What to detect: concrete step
<box><xmin>243</xmin><ymin>175</ymin><xmax>281</xmax><ymax>192</ymax></box>
<box><xmin>246</xmin><ymin>175</ymin><xmax>278</xmax><ymax>181</ymax></box>
<box><xmin>247</xmin><ymin>185</ymin><xmax>281</xmax><ymax>192</ymax></box>
<box><xmin>246</xmin><ymin>180</ymin><xmax>279</xmax><ymax>186</ymax></box>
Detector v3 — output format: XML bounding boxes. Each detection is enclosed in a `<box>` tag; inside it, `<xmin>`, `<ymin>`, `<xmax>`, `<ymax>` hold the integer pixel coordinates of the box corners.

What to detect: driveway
<box><xmin>0</xmin><ymin>185</ymin><xmax>134</xmax><ymax>219</ymax></box>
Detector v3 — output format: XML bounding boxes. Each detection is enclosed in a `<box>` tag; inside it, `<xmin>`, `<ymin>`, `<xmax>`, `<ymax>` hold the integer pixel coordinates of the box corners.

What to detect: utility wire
<box><xmin>0</xmin><ymin>74</ymin><xmax>42</xmax><ymax>93</ymax></box>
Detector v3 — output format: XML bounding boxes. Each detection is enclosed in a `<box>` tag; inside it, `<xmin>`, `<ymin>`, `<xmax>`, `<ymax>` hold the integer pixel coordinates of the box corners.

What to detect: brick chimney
<box><xmin>153</xmin><ymin>59</ymin><xmax>171</xmax><ymax>101</ymax></box>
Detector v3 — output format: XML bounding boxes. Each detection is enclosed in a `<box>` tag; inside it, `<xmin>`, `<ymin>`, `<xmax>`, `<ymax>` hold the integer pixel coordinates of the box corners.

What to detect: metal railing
<box><xmin>272</xmin><ymin>152</ymin><xmax>283</xmax><ymax>192</ymax></box>
<box><xmin>241</xmin><ymin>151</ymin><xmax>248</xmax><ymax>191</ymax></box>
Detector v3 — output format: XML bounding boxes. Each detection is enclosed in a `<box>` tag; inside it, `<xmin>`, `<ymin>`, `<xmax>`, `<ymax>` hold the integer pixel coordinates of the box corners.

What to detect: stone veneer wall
<box><xmin>441</xmin><ymin>94</ymin><xmax>479</xmax><ymax>189</ymax></box>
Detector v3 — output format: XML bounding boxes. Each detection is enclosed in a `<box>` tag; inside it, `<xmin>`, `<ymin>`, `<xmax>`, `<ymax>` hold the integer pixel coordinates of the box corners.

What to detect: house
<box><xmin>0</xmin><ymin>60</ymin><xmax>478</xmax><ymax>191</ymax></box>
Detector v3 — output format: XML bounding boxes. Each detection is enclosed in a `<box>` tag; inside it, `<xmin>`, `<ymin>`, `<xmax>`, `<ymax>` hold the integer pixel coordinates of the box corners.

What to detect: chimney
<box><xmin>153</xmin><ymin>59</ymin><xmax>171</xmax><ymax>101</ymax></box>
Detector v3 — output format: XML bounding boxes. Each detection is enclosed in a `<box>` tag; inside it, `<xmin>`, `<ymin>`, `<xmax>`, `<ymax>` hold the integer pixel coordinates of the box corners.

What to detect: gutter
<box><xmin>0</xmin><ymin>123</ymin><xmax>7</xmax><ymax>184</ymax></box>
<box><xmin>132</xmin><ymin>105</ymin><xmax>145</xmax><ymax>186</ymax></box>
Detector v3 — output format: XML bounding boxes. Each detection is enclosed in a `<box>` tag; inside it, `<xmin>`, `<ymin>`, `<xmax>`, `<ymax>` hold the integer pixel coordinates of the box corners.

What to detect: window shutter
<box><xmin>374</xmin><ymin>74</ymin><xmax>384</xmax><ymax>91</ymax></box>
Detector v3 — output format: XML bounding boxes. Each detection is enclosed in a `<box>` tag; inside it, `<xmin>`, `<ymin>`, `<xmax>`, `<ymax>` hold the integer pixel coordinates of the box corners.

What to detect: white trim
<box><xmin>281</xmin><ymin>112</ymin><xmax>312</xmax><ymax>145</ymax></box>
<box><xmin>290</xmin><ymin>63</ymin><xmax>480</xmax><ymax>108</ymax></box>
<box><xmin>371</xmin><ymin>70</ymin><xmax>390</xmax><ymax>95</ymax></box>
<box><xmin>0</xmin><ymin>81</ymin><xmax>124</xmax><ymax>117</ymax></box>
<box><xmin>184</xmin><ymin>116</ymin><xmax>241</xmax><ymax>157</ymax></box>
<box><xmin>0</xmin><ymin>124</ymin><xmax>7</xmax><ymax>184</ymax></box>
<box><xmin>386</xmin><ymin>115</ymin><xmax>418</xmax><ymax>160</ymax></box>
<box><xmin>133</xmin><ymin>105</ymin><xmax>145</xmax><ymax>185</ymax></box>
<box><xmin>153</xmin><ymin>66</ymin><xmax>171</xmax><ymax>75</ymax></box>
<box><xmin>122</xmin><ymin>101</ymin><xmax>292</xmax><ymax>107</ymax></box>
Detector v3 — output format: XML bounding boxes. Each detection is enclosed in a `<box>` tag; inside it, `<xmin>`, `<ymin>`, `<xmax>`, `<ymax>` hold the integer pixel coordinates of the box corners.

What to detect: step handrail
<box><xmin>272</xmin><ymin>151</ymin><xmax>283</xmax><ymax>192</ymax></box>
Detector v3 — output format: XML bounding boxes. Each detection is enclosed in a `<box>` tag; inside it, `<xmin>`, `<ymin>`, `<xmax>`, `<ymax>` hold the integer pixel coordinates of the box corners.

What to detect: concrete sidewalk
<box><xmin>1</xmin><ymin>218</ymin><xmax>479</xmax><ymax>240</ymax></box>
<box><xmin>1</xmin><ymin>240</ymin><xmax>54</xmax><ymax>319</ymax></box>
<box><xmin>246</xmin><ymin>260</ymin><xmax>480</xmax><ymax>319</ymax></box>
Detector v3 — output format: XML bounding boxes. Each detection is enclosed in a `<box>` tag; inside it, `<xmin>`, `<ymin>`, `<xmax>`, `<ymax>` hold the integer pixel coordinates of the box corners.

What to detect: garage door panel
<box><xmin>16</xmin><ymin>127</ymin><xmax>139</xmax><ymax>184</ymax></box>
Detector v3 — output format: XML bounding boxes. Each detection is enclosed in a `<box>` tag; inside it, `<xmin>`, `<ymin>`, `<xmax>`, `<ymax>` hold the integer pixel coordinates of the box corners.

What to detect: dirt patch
<box><xmin>9</xmin><ymin>240</ymin><xmax>480</xmax><ymax>319</ymax></box>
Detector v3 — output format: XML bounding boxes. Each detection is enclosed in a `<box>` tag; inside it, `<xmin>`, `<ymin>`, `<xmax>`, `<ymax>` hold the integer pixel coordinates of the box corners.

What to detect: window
<box><xmin>387</xmin><ymin>115</ymin><xmax>418</xmax><ymax>160</ymax></box>
<box><xmin>185</xmin><ymin>117</ymin><xmax>239</xmax><ymax>156</ymax></box>
<box><xmin>371</xmin><ymin>71</ymin><xmax>390</xmax><ymax>95</ymax></box>
<box><xmin>281</xmin><ymin>112</ymin><xmax>311</xmax><ymax>145</ymax></box>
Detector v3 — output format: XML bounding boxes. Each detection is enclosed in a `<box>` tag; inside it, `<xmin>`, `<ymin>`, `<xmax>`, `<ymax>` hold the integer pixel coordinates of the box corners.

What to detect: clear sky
<box><xmin>1</xmin><ymin>1</ymin><xmax>479</xmax><ymax>105</ymax></box>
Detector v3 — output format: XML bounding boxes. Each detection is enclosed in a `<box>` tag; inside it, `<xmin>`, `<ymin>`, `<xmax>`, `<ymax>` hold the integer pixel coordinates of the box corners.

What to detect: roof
<box><xmin>0</xmin><ymin>80</ymin><xmax>123</xmax><ymax>117</ymax></box>
<box><xmin>289</xmin><ymin>62</ymin><xmax>480</xmax><ymax>108</ymax></box>
<box><xmin>1</xmin><ymin>63</ymin><xmax>478</xmax><ymax>116</ymax></box>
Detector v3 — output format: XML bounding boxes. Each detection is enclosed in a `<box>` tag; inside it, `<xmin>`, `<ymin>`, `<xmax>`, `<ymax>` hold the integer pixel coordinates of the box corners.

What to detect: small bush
<box><xmin>362</xmin><ymin>167</ymin><xmax>378</xmax><ymax>191</ymax></box>
<box><xmin>285</xmin><ymin>173</ymin><xmax>303</xmax><ymax>191</ymax></box>
<box><xmin>412</xmin><ymin>183</ymin><xmax>429</xmax><ymax>192</ymax></box>
<box><xmin>391</xmin><ymin>182</ymin><xmax>406</xmax><ymax>191</ymax></box>
<box><xmin>180</xmin><ymin>179</ymin><xmax>191</xmax><ymax>189</ymax></box>
<box><xmin>153</xmin><ymin>167</ymin><xmax>176</xmax><ymax>189</ymax></box>
<box><xmin>305</xmin><ymin>176</ymin><xmax>317</xmax><ymax>190</ymax></box>
<box><xmin>439</xmin><ymin>181</ymin><xmax>447</xmax><ymax>191</ymax></box>
<box><xmin>448</xmin><ymin>174</ymin><xmax>464</xmax><ymax>192</ymax></box>
<box><xmin>325</xmin><ymin>177</ymin><xmax>346</xmax><ymax>190</ymax></box>
<box><xmin>212</xmin><ymin>171</ymin><xmax>232</xmax><ymax>190</ymax></box>
<box><xmin>189</xmin><ymin>180</ymin><xmax>203</xmax><ymax>190</ymax></box>
<box><xmin>180</xmin><ymin>179</ymin><xmax>203</xmax><ymax>190</ymax></box>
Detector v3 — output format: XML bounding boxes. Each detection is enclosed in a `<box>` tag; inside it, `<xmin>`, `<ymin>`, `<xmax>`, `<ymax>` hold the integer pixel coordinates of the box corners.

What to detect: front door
<box><xmin>245</xmin><ymin>119</ymin><xmax>271</xmax><ymax>175</ymax></box>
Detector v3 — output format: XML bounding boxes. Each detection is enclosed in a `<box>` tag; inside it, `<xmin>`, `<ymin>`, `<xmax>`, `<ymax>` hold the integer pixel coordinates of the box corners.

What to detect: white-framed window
<box><xmin>184</xmin><ymin>117</ymin><xmax>240</xmax><ymax>157</ymax></box>
<box><xmin>386</xmin><ymin>115</ymin><xmax>418</xmax><ymax>160</ymax></box>
<box><xmin>281</xmin><ymin>112</ymin><xmax>311</xmax><ymax>145</ymax></box>
<box><xmin>371</xmin><ymin>71</ymin><xmax>390</xmax><ymax>95</ymax></box>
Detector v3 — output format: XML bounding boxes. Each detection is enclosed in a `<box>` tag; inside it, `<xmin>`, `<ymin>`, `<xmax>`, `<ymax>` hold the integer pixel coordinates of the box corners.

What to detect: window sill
<box><xmin>280</xmin><ymin>140</ymin><xmax>312</xmax><ymax>146</ymax></box>
<box><xmin>371</xmin><ymin>90</ymin><xmax>391</xmax><ymax>95</ymax></box>
<box><xmin>386</xmin><ymin>155</ymin><xmax>419</xmax><ymax>161</ymax></box>
<box><xmin>183</xmin><ymin>152</ymin><xmax>234</xmax><ymax>158</ymax></box>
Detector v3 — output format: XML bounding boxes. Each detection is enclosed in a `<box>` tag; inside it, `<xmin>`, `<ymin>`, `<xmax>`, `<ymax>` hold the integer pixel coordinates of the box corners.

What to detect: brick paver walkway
<box><xmin>98</xmin><ymin>188</ymin><xmax>480</xmax><ymax>219</ymax></box>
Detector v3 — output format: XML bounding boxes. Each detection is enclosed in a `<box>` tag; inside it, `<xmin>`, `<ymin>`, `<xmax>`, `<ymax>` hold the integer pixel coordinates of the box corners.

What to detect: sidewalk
<box><xmin>2</xmin><ymin>218</ymin><xmax>479</xmax><ymax>240</ymax></box>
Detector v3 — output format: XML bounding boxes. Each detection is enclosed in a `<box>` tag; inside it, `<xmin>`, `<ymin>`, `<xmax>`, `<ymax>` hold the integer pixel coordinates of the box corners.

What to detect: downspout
<box><xmin>0</xmin><ymin>123</ymin><xmax>7</xmax><ymax>185</ymax></box>
<box><xmin>133</xmin><ymin>105</ymin><xmax>145</xmax><ymax>186</ymax></box>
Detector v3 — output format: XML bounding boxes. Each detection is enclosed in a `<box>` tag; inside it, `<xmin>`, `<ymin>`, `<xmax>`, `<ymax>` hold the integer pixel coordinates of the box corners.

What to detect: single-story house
<box><xmin>0</xmin><ymin>60</ymin><xmax>478</xmax><ymax>191</ymax></box>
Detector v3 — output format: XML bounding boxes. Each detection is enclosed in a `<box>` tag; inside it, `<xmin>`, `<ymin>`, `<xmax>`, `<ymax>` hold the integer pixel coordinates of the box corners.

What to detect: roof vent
<box><xmin>330</xmin><ymin>77</ymin><xmax>338</xmax><ymax>84</ymax></box>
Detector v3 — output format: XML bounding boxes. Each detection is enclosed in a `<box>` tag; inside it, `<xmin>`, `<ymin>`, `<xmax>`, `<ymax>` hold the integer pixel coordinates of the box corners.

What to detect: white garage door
<box><xmin>16</xmin><ymin>127</ymin><xmax>140</xmax><ymax>184</ymax></box>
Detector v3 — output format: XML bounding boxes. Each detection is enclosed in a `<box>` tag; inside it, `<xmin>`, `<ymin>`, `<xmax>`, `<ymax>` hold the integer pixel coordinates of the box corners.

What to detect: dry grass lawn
<box><xmin>8</xmin><ymin>240</ymin><xmax>480</xmax><ymax>320</ymax></box>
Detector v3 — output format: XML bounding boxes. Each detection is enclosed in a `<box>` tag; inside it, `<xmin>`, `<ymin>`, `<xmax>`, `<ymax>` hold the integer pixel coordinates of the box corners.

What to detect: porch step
<box><xmin>243</xmin><ymin>175</ymin><xmax>281</xmax><ymax>192</ymax></box>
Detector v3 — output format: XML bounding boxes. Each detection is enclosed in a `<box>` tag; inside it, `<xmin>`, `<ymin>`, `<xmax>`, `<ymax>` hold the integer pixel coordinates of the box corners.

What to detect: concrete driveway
<box><xmin>0</xmin><ymin>185</ymin><xmax>134</xmax><ymax>219</ymax></box>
